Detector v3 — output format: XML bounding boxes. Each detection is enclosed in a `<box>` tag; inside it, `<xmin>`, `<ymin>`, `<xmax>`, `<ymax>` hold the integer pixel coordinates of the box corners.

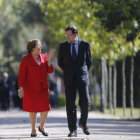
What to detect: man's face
<box><xmin>65</xmin><ymin>30</ymin><xmax>77</xmax><ymax>43</ymax></box>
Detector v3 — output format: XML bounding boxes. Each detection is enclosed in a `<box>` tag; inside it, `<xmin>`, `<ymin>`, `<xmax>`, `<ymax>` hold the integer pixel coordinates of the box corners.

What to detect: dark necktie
<box><xmin>72</xmin><ymin>43</ymin><xmax>77</xmax><ymax>60</ymax></box>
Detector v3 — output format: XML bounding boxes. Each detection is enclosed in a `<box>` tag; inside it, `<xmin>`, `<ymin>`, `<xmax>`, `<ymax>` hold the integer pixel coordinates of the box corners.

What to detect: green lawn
<box><xmin>58</xmin><ymin>94</ymin><xmax>140</xmax><ymax>119</ymax></box>
<box><xmin>102</xmin><ymin>108</ymin><xmax>140</xmax><ymax>119</ymax></box>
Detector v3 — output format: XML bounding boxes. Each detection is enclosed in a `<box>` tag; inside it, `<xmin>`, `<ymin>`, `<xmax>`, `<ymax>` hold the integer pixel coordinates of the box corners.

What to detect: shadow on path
<box><xmin>0</xmin><ymin>113</ymin><xmax>140</xmax><ymax>137</ymax></box>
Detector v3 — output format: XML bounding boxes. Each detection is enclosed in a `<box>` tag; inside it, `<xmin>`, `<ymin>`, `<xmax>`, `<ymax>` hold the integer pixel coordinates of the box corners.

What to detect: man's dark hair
<box><xmin>65</xmin><ymin>25</ymin><xmax>78</xmax><ymax>34</ymax></box>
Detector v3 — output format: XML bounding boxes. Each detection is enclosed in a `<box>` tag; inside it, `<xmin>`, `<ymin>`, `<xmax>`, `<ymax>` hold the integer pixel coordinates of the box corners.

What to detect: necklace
<box><xmin>32</xmin><ymin>55</ymin><xmax>40</xmax><ymax>61</ymax></box>
<box><xmin>32</xmin><ymin>54</ymin><xmax>38</xmax><ymax>59</ymax></box>
<box><xmin>34</xmin><ymin>56</ymin><xmax>39</xmax><ymax>60</ymax></box>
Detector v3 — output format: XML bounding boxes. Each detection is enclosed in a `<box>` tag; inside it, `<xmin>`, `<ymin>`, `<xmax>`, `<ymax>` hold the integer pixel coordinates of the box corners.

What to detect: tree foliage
<box><xmin>88</xmin><ymin>0</ymin><xmax>140</xmax><ymax>42</ymax></box>
<box><xmin>40</xmin><ymin>1</ymin><xmax>93</xmax><ymax>41</ymax></box>
<box><xmin>0</xmin><ymin>0</ymin><xmax>46</xmax><ymax>76</ymax></box>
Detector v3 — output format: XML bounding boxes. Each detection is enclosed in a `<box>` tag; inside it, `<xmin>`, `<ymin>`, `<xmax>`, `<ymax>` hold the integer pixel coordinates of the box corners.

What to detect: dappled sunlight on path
<box><xmin>0</xmin><ymin>109</ymin><xmax>140</xmax><ymax>140</ymax></box>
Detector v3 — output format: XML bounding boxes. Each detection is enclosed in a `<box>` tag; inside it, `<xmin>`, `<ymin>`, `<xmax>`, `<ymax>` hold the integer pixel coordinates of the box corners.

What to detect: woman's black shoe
<box><xmin>31</xmin><ymin>133</ymin><xmax>37</xmax><ymax>137</ymax></box>
<box><xmin>38</xmin><ymin>126</ymin><xmax>48</xmax><ymax>136</ymax></box>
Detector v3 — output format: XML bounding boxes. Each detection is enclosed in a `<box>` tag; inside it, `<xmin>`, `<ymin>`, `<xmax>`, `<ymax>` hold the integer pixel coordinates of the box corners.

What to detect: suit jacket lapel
<box><xmin>77</xmin><ymin>39</ymin><xmax>82</xmax><ymax>58</ymax></box>
<box><xmin>66</xmin><ymin>42</ymin><xmax>72</xmax><ymax>58</ymax></box>
<box><xmin>68</xmin><ymin>41</ymin><xmax>77</xmax><ymax>61</ymax></box>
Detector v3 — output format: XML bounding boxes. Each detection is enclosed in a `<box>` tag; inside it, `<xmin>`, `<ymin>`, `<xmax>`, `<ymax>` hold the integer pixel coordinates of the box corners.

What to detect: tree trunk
<box><xmin>130</xmin><ymin>42</ymin><xmax>134</xmax><ymax>117</ymax></box>
<box><xmin>93</xmin><ymin>76</ymin><xmax>97</xmax><ymax>110</ymax></box>
<box><xmin>101</xmin><ymin>57</ymin><xmax>105</xmax><ymax>112</ymax></box>
<box><xmin>93</xmin><ymin>75</ymin><xmax>97</xmax><ymax>110</ymax></box>
<box><xmin>109</xmin><ymin>65</ymin><xmax>113</xmax><ymax>113</ymax></box>
<box><xmin>122</xmin><ymin>58</ymin><xmax>126</xmax><ymax>117</ymax></box>
<box><xmin>104</xmin><ymin>60</ymin><xmax>108</xmax><ymax>111</ymax></box>
<box><xmin>113</xmin><ymin>62</ymin><xmax>117</xmax><ymax>115</ymax></box>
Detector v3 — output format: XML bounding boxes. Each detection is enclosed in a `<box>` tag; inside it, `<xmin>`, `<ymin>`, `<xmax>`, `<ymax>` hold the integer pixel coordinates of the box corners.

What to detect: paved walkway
<box><xmin>0</xmin><ymin>108</ymin><xmax>140</xmax><ymax>140</ymax></box>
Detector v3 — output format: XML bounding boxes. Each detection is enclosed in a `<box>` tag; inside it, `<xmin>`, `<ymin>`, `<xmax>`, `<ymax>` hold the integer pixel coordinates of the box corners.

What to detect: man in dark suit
<box><xmin>58</xmin><ymin>25</ymin><xmax>92</xmax><ymax>137</ymax></box>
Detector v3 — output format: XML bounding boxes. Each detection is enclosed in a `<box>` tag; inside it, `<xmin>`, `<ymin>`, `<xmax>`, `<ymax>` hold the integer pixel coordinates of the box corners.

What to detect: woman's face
<box><xmin>32</xmin><ymin>41</ymin><xmax>42</xmax><ymax>55</ymax></box>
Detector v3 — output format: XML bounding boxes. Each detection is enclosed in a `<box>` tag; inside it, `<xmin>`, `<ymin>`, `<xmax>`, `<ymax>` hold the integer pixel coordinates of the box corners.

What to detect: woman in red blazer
<box><xmin>18</xmin><ymin>39</ymin><xmax>54</xmax><ymax>137</ymax></box>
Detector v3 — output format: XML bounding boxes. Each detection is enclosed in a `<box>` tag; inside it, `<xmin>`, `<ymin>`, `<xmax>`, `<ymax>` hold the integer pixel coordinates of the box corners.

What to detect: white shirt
<box><xmin>37</xmin><ymin>62</ymin><xmax>41</xmax><ymax>65</ymax></box>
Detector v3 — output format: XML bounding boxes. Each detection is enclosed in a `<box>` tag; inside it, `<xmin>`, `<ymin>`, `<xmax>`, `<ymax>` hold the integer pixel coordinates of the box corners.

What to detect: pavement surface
<box><xmin>0</xmin><ymin>108</ymin><xmax>140</xmax><ymax>140</ymax></box>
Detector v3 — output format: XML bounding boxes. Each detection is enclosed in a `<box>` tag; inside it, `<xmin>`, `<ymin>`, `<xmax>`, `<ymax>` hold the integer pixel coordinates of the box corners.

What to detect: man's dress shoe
<box><xmin>68</xmin><ymin>130</ymin><xmax>77</xmax><ymax>137</ymax></box>
<box><xmin>79</xmin><ymin>122</ymin><xmax>90</xmax><ymax>135</ymax></box>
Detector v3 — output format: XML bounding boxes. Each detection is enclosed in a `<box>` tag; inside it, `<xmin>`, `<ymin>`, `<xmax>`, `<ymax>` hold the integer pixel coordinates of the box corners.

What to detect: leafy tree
<box><xmin>0</xmin><ymin>0</ymin><xmax>46</xmax><ymax>77</ymax></box>
<box><xmin>87</xmin><ymin>0</ymin><xmax>140</xmax><ymax>116</ymax></box>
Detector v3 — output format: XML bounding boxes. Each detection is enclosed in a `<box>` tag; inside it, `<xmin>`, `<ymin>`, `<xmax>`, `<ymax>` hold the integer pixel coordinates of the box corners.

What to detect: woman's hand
<box><xmin>46</xmin><ymin>49</ymin><xmax>54</xmax><ymax>66</ymax></box>
<box><xmin>18</xmin><ymin>87</ymin><xmax>24</xmax><ymax>99</ymax></box>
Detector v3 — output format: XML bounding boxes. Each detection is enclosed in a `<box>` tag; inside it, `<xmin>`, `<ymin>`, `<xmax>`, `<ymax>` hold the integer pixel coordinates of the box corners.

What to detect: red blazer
<box><xmin>18</xmin><ymin>54</ymin><xmax>53</xmax><ymax>92</ymax></box>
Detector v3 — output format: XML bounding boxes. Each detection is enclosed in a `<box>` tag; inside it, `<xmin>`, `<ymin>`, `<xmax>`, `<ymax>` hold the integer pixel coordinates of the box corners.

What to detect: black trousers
<box><xmin>65</xmin><ymin>84</ymin><xmax>90</xmax><ymax>132</ymax></box>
